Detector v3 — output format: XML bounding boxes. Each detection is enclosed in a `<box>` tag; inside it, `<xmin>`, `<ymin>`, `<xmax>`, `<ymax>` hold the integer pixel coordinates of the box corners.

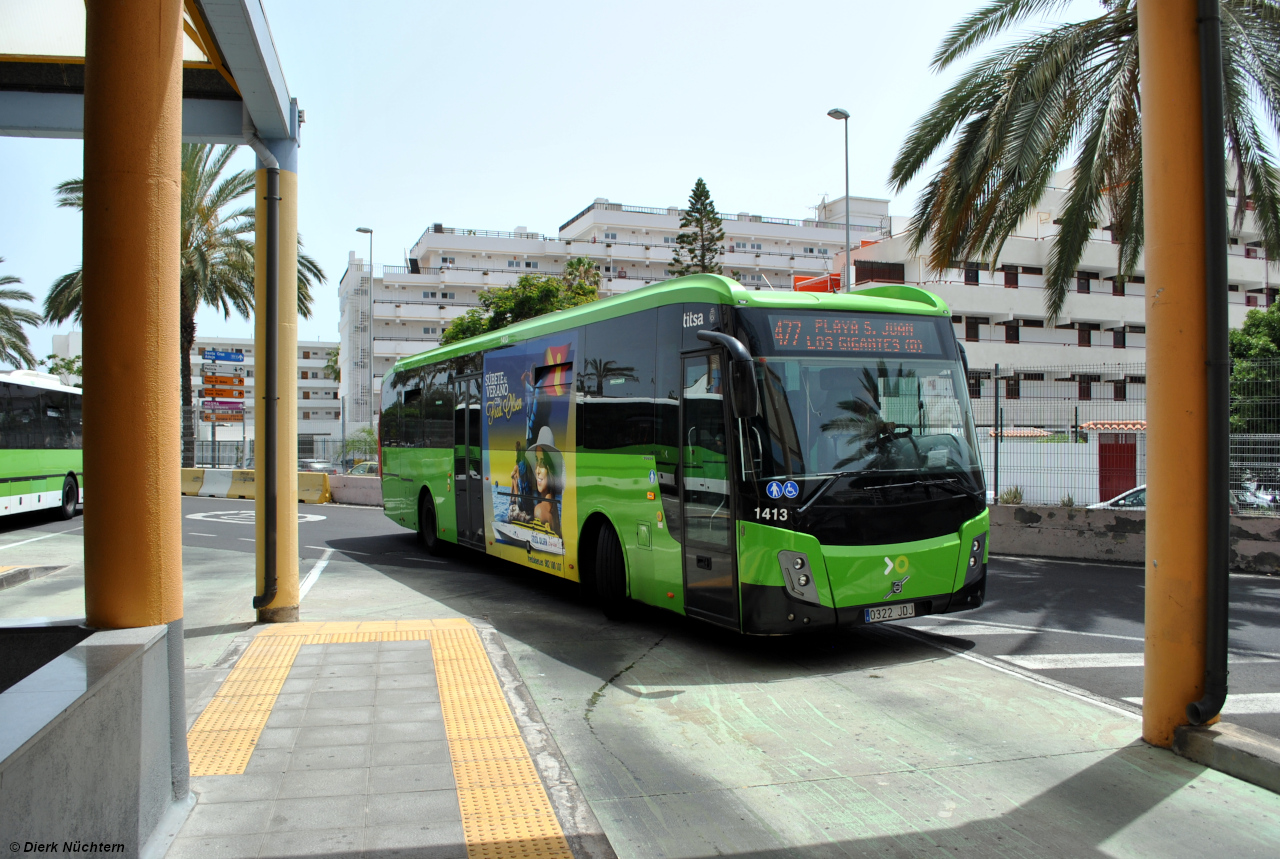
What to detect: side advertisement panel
<box><xmin>482</xmin><ymin>334</ymin><xmax>578</xmax><ymax>578</ymax></box>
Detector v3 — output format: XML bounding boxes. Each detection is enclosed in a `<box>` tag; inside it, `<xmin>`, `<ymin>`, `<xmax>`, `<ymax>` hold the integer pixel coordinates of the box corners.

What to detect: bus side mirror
<box><xmin>696</xmin><ymin>330</ymin><xmax>759</xmax><ymax>419</ymax></box>
<box><xmin>730</xmin><ymin>359</ymin><xmax>759</xmax><ymax>419</ymax></box>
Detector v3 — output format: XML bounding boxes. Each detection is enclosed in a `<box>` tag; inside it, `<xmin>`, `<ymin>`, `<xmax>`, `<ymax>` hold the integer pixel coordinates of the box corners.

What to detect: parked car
<box><xmin>347</xmin><ymin>461</ymin><xmax>378</xmax><ymax>475</ymax></box>
<box><xmin>298</xmin><ymin>459</ymin><xmax>338</xmax><ymax>475</ymax></box>
<box><xmin>1089</xmin><ymin>485</ymin><xmax>1146</xmax><ymax>511</ymax></box>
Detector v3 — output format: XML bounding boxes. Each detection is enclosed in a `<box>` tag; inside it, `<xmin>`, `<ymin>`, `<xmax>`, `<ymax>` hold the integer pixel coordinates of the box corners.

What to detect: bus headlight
<box><xmin>778</xmin><ymin>551</ymin><xmax>819</xmax><ymax>605</ymax></box>
<box><xmin>965</xmin><ymin>533</ymin><xmax>987</xmax><ymax>585</ymax></box>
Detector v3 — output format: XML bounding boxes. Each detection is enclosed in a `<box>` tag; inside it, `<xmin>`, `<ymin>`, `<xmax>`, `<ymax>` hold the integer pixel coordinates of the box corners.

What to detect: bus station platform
<box><xmin>172</xmin><ymin>613</ymin><xmax>1280</xmax><ymax>859</ymax></box>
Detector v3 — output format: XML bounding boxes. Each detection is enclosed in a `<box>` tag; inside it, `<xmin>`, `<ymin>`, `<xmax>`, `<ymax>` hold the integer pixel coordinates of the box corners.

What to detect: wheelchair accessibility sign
<box><xmin>782</xmin><ymin>480</ymin><xmax>799</xmax><ymax>498</ymax></box>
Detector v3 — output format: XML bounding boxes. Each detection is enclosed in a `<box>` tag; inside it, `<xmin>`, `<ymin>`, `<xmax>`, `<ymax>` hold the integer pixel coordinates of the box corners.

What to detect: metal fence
<box><xmin>191</xmin><ymin>435</ymin><xmax>378</xmax><ymax>470</ymax></box>
<box><xmin>971</xmin><ymin>358</ymin><xmax>1280</xmax><ymax>515</ymax></box>
<box><xmin>969</xmin><ymin>363</ymin><xmax>1147</xmax><ymax>507</ymax></box>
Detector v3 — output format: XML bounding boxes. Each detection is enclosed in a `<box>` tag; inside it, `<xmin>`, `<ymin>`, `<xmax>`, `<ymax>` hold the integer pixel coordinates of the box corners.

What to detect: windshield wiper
<box><xmin>797</xmin><ymin>472</ymin><xmax>981</xmax><ymax>514</ymax></box>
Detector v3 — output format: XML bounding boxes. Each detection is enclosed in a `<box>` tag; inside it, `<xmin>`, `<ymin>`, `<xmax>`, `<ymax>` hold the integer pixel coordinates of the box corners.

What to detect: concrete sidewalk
<box><xmin>178</xmin><ymin>549</ymin><xmax>1280</xmax><ymax>858</ymax></box>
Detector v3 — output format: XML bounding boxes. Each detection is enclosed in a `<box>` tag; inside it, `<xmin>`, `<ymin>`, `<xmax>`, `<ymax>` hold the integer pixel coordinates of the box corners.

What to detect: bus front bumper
<box><xmin>739</xmin><ymin>564</ymin><xmax>986</xmax><ymax>635</ymax></box>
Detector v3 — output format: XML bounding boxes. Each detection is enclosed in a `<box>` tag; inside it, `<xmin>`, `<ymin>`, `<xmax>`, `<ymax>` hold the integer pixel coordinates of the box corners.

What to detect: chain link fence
<box><xmin>970</xmin><ymin>358</ymin><xmax>1280</xmax><ymax>514</ymax></box>
<box><xmin>969</xmin><ymin>364</ymin><xmax>1147</xmax><ymax>507</ymax></box>
<box><xmin>191</xmin><ymin>432</ymin><xmax>379</xmax><ymax>471</ymax></box>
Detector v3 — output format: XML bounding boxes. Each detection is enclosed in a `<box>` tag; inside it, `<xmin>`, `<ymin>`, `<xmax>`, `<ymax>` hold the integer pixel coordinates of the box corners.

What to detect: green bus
<box><xmin>0</xmin><ymin>370</ymin><xmax>83</xmax><ymax>520</ymax></box>
<box><xmin>379</xmin><ymin>274</ymin><xmax>989</xmax><ymax>634</ymax></box>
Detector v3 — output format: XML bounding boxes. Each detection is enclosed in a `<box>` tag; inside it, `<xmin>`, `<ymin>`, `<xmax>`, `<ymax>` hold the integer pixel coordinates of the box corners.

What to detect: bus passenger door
<box><xmin>679</xmin><ymin>352</ymin><xmax>739</xmax><ymax>628</ymax></box>
<box><xmin>453</xmin><ymin>374</ymin><xmax>484</xmax><ymax>548</ymax></box>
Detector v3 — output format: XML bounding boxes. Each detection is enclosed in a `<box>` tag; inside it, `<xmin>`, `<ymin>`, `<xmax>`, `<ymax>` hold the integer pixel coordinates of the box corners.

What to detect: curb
<box><xmin>474</xmin><ymin>620</ymin><xmax>617</xmax><ymax>859</ymax></box>
<box><xmin>0</xmin><ymin>566</ymin><xmax>65</xmax><ymax>591</ymax></box>
<box><xmin>1174</xmin><ymin>721</ymin><xmax>1280</xmax><ymax>795</ymax></box>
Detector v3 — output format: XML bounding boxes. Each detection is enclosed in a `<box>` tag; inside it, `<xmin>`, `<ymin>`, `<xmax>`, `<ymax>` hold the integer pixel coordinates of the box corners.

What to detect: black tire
<box><xmin>418</xmin><ymin>494</ymin><xmax>450</xmax><ymax>557</ymax></box>
<box><xmin>595</xmin><ymin>523</ymin><xmax>629</xmax><ymax>619</ymax></box>
<box><xmin>57</xmin><ymin>475</ymin><xmax>77</xmax><ymax>521</ymax></box>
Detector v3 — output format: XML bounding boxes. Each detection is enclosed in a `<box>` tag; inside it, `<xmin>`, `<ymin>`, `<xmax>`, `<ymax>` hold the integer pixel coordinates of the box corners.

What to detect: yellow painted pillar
<box><xmin>1138</xmin><ymin>0</ymin><xmax>1212</xmax><ymax>746</ymax></box>
<box><xmin>253</xmin><ymin>156</ymin><xmax>300</xmax><ymax>622</ymax></box>
<box><xmin>82</xmin><ymin>0</ymin><xmax>184</xmax><ymax>630</ymax></box>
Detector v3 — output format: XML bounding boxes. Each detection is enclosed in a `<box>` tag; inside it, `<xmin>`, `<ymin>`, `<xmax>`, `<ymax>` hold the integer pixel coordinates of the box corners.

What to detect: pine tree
<box><xmin>669</xmin><ymin>178</ymin><xmax>725</xmax><ymax>277</ymax></box>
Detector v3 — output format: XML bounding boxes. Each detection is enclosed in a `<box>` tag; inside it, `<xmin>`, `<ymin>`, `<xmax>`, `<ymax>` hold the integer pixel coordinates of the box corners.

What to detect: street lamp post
<box><xmin>356</xmin><ymin>227</ymin><xmax>373</xmax><ymax>426</ymax></box>
<box><xmin>827</xmin><ymin>108</ymin><xmax>851</xmax><ymax>292</ymax></box>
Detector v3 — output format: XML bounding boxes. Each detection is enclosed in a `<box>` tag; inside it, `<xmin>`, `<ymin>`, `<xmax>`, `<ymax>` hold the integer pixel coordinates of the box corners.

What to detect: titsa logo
<box><xmin>682</xmin><ymin>311</ymin><xmax>704</xmax><ymax>328</ymax></box>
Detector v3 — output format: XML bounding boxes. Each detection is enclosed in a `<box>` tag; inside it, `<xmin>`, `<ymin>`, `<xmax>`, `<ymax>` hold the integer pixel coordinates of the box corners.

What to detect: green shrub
<box><xmin>1060</xmin><ymin>494</ymin><xmax>1075</xmax><ymax>508</ymax></box>
<box><xmin>998</xmin><ymin>486</ymin><xmax>1024</xmax><ymax>505</ymax></box>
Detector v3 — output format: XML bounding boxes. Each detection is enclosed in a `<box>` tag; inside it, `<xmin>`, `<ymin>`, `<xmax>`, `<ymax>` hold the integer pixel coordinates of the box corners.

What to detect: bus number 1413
<box><xmin>754</xmin><ymin>507</ymin><xmax>788</xmax><ymax>522</ymax></box>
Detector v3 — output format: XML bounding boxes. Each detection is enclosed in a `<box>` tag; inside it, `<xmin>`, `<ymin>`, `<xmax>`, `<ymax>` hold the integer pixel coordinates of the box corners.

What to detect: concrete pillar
<box><xmin>81</xmin><ymin>0</ymin><xmax>190</xmax><ymax>802</ymax></box>
<box><xmin>254</xmin><ymin>142</ymin><xmax>300</xmax><ymax>622</ymax></box>
<box><xmin>1137</xmin><ymin>0</ymin><xmax>1211</xmax><ymax>746</ymax></box>
<box><xmin>82</xmin><ymin>0</ymin><xmax>183</xmax><ymax>631</ymax></box>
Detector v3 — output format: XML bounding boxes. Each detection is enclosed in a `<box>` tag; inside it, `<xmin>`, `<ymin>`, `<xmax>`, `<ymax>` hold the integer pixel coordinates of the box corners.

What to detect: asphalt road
<box><xmin>5</xmin><ymin>497</ymin><xmax>1280</xmax><ymax>737</ymax></box>
<box><xmin>905</xmin><ymin>555</ymin><xmax>1280</xmax><ymax>738</ymax></box>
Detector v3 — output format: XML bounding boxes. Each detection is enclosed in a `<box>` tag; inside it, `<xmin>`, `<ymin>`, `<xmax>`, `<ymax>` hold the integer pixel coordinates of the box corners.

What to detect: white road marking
<box><xmin>1000</xmin><ymin>653</ymin><xmax>1277</xmax><ymax>670</ymax></box>
<box><xmin>238</xmin><ymin>538</ymin><xmax>255</xmax><ymax>543</ymax></box>
<box><xmin>305</xmin><ymin>545</ymin><xmax>369</xmax><ymax>555</ymax></box>
<box><xmin>299</xmin><ymin>548</ymin><xmax>334</xmax><ymax>600</ymax></box>
<box><xmin>1123</xmin><ymin>693</ymin><xmax>1280</xmax><ymax>715</ymax></box>
<box><xmin>914</xmin><ymin>618</ymin><xmax>1144</xmax><ymax>643</ymax></box>
<box><xmin>0</xmin><ymin>527</ymin><xmax>83</xmax><ymax>551</ymax></box>
<box><xmin>404</xmin><ymin>556</ymin><xmax>447</xmax><ymax>564</ymax></box>
<box><xmin>916</xmin><ymin>624</ymin><xmax>1045</xmax><ymax>638</ymax></box>
<box><xmin>189</xmin><ymin>532</ymin><xmax>217</xmax><ymax>537</ymax></box>
<box><xmin>186</xmin><ymin>510</ymin><xmax>326</xmax><ymax>525</ymax></box>
<box><xmin>890</xmin><ymin>626</ymin><xmax>1141</xmax><ymax>721</ymax></box>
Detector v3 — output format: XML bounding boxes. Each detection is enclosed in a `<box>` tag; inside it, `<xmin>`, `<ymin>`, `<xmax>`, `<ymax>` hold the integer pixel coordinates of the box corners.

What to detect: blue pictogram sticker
<box><xmin>649</xmin><ymin>469</ymin><xmax>657</xmax><ymax>484</ymax></box>
<box><xmin>766</xmin><ymin>481</ymin><xmax>783</xmax><ymax>499</ymax></box>
<box><xmin>782</xmin><ymin>480</ymin><xmax>799</xmax><ymax>498</ymax></box>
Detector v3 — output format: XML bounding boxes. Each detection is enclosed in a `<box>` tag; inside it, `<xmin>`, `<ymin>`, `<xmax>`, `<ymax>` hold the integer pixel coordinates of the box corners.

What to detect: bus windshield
<box><xmin>746</xmin><ymin>354</ymin><xmax>982</xmax><ymax>488</ymax></box>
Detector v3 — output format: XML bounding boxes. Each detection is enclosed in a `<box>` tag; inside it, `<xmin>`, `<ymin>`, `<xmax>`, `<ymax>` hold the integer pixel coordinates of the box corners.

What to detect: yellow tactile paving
<box><xmin>185</xmin><ymin>618</ymin><xmax>574</xmax><ymax>859</ymax></box>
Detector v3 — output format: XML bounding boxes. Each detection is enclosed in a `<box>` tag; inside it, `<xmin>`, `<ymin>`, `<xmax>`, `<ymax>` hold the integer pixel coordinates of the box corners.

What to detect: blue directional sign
<box><xmin>783</xmin><ymin>480</ymin><xmax>799</xmax><ymax>498</ymax></box>
<box><xmin>204</xmin><ymin>349</ymin><xmax>244</xmax><ymax>363</ymax></box>
<box><xmin>766</xmin><ymin>481</ymin><xmax>783</xmax><ymax>499</ymax></box>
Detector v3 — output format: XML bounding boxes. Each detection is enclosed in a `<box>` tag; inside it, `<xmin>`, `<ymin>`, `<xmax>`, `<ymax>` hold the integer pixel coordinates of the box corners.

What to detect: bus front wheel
<box><xmin>57</xmin><ymin>475</ymin><xmax>78</xmax><ymax>521</ymax></box>
<box><xmin>595</xmin><ymin>523</ymin><xmax>629</xmax><ymax>619</ymax></box>
<box><xmin>418</xmin><ymin>494</ymin><xmax>450</xmax><ymax>557</ymax></box>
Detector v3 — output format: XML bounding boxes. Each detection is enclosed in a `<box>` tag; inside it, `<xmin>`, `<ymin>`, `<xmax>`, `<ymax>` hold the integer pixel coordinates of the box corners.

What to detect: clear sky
<box><xmin>0</xmin><ymin>0</ymin><xmax>1098</xmax><ymax>364</ymax></box>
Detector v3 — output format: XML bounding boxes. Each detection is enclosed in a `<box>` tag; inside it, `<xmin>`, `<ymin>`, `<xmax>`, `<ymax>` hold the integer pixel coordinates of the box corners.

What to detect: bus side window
<box><xmin>68</xmin><ymin>389</ymin><xmax>83</xmax><ymax>449</ymax></box>
<box><xmin>423</xmin><ymin>366</ymin><xmax>453</xmax><ymax>449</ymax></box>
<box><xmin>8</xmin><ymin>384</ymin><xmax>39</xmax><ymax>450</ymax></box>
<box><xmin>580</xmin><ymin>310</ymin><xmax>656</xmax><ymax>452</ymax></box>
<box><xmin>0</xmin><ymin>383</ymin><xmax>10</xmax><ymax>449</ymax></box>
<box><xmin>656</xmin><ymin>305</ymin><xmax>684</xmax><ymax>539</ymax></box>
<box><xmin>40</xmin><ymin>390</ymin><xmax>70</xmax><ymax>449</ymax></box>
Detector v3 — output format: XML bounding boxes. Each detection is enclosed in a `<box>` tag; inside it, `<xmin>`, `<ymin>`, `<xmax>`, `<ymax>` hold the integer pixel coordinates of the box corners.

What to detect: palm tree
<box><xmin>889</xmin><ymin>0</ymin><xmax>1280</xmax><ymax>321</ymax></box>
<box><xmin>45</xmin><ymin>144</ymin><xmax>326</xmax><ymax>464</ymax></box>
<box><xmin>324</xmin><ymin>346</ymin><xmax>340</xmax><ymax>383</ymax></box>
<box><xmin>0</xmin><ymin>259</ymin><xmax>40</xmax><ymax>369</ymax></box>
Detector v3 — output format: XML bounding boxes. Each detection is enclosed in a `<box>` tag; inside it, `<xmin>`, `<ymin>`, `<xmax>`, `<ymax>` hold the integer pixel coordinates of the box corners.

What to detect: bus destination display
<box><xmin>767</xmin><ymin>313</ymin><xmax>945</xmax><ymax>356</ymax></box>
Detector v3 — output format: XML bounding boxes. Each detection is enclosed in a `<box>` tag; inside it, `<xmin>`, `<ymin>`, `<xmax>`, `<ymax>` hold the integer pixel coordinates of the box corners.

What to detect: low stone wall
<box><xmin>988</xmin><ymin>504</ymin><xmax>1280</xmax><ymax>572</ymax></box>
<box><xmin>330</xmin><ymin>474</ymin><xmax>382</xmax><ymax>506</ymax></box>
<box><xmin>0</xmin><ymin>624</ymin><xmax>187</xmax><ymax>858</ymax></box>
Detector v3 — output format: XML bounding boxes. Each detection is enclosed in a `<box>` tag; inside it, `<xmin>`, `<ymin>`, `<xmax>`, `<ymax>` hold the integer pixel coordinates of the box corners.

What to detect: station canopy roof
<box><xmin>0</xmin><ymin>0</ymin><xmax>294</xmax><ymax>143</ymax></box>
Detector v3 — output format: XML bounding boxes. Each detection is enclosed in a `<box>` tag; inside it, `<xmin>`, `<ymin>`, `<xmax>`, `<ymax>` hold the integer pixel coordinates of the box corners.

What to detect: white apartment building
<box><xmin>51</xmin><ymin>331</ymin><xmax>342</xmax><ymax>446</ymax></box>
<box><xmin>190</xmin><ymin>336</ymin><xmax>341</xmax><ymax>445</ymax></box>
<box><xmin>338</xmin><ymin>182</ymin><xmax>1271</xmax><ymax>426</ymax></box>
<box><xmin>337</xmin><ymin>197</ymin><xmax>891</xmax><ymax>424</ymax></box>
<box><xmin>849</xmin><ymin>176</ymin><xmax>1263</xmax><ymax>370</ymax></box>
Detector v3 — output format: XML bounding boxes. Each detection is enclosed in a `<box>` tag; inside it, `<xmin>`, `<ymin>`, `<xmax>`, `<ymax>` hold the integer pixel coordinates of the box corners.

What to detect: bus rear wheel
<box><xmin>595</xmin><ymin>523</ymin><xmax>629</xmax><ymax>619</ymax></box>
<box><xmin>419</xmin><ymin>494</ymin><xmax>450</xmax><ymax>557</ymax></box>
<box><xmin>57</xmin><ymin>475</ymin><xmax>77</xmax><ymax>521</ymax></box>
